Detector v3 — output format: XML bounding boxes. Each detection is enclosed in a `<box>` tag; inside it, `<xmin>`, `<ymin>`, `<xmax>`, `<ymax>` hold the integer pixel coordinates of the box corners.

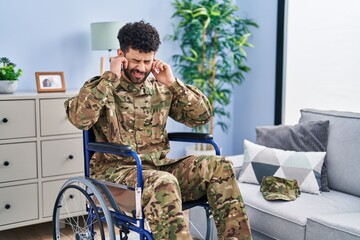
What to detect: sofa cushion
<box><xmin>239</xmin><ymin>140</ymin><xmax>325</xmax><ymax>194</ymax></box>
<box><xmin>306</xmin><ymin>213</ymin><xmax>360</xmax><ymax>240</ymax></box>
<box><xmin>256</xmin><ymin>120</ymin><xmax>330</xmax><ymax>191</ymax></box>
<box><xmin>299</xmin><ymin>109</ymin><xmax>360</xmax><ymax>196</ymax></box>
<box><xmin>238</xmin><ymin>182</ymin><xmax>360</xmax><ymax>240</ymax></box>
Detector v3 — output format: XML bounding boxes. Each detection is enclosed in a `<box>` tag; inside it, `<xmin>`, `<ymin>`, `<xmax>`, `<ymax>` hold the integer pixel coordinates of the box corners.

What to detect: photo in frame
<box><xmin>35</xmin><ymin>72</ymin><xmax>66</xmax><ymax>93</ymax></box>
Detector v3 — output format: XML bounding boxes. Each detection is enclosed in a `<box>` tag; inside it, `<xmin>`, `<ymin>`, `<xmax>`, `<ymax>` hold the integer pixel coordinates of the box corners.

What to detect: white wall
<box><xmin>283</xmin><ymin>0</ymin><xmax>360</xmax><ymax>124</ymax></box>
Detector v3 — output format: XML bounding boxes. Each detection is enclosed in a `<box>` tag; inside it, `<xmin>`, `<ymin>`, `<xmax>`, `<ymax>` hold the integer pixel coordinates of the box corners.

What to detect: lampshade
<box><xmin>90</xmin><ymin>21</ymin><xmax>123</xmax><ymax>51</ymax></box>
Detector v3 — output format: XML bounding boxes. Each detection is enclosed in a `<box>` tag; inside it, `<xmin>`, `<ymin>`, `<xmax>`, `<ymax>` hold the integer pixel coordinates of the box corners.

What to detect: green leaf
<box><xmin>0</xmin><ymin>57</ymin><xmax>22</xmax><ymax>80</ymax></box>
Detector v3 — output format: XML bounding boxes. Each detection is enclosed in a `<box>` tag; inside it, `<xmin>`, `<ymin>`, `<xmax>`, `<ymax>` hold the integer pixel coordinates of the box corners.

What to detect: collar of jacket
<box><xmin>118</xmin><ymin>76</ymin><xmax>154</xmax><ymax>95</ymax></box>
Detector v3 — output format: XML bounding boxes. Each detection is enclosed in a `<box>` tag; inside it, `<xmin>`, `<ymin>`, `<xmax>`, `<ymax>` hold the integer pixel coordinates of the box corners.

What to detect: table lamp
<box><xmin>91</xmin><ymin>21</ymin><xmax>123</xmax><ymax>75</ymax></box>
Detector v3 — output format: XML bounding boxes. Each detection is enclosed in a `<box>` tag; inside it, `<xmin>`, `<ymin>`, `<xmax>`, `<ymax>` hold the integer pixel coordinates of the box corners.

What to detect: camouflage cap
<box><xmin>260</xmin><ymin>176</ymin><xmax>301</xmax><ymax>201</ymax></box>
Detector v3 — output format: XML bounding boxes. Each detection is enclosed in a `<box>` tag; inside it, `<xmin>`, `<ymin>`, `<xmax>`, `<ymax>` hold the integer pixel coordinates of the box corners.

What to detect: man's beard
<box><xmin>123</xmin><ymin>67</ymin><xmax>150</xmax><ymax>85</ymax></box>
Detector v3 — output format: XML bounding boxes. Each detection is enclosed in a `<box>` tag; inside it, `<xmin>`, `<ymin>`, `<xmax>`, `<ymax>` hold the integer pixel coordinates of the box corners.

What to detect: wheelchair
<box><xmin>52</xmin><ymin>130</ymin><xmax>220</xmax><ymax>240</ymax></box>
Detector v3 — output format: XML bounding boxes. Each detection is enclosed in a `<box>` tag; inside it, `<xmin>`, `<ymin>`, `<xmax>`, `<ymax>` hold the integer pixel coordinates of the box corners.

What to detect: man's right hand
<box><xmin>110</xmin><ymin>56</ymin><xmax>128</xmax><ymax>78</ymax></box>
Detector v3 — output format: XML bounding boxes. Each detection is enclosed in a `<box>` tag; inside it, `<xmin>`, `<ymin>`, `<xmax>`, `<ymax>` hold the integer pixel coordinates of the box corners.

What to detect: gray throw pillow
<box><xmin>256</xmin><ymin>120</ymin><xmax>330</xmax><ymax>191</ymax></box>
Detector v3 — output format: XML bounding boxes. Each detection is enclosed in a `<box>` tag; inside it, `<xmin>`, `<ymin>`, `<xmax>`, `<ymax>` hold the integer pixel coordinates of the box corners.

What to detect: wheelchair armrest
<box><xmin>168</xmin><ymin>132</ymin><xmax>221</xmax><ymax>156</ymax></box>
<box><xmin>86</xmin><ymin>141</ymin><xmax>144</xmax><ymax>189</ymax></box>
<box><xmin>87</xmin><ymin>142</ymin><xmax>133</xmax><ymax>155</ymax></box>
<box><xmin>168</xmin><ymin>132</ymin><xmax>213</xmax><ymax>141</ymax></box>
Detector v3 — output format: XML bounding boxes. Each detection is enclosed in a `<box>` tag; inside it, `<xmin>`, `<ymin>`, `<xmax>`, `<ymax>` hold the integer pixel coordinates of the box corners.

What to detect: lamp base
<box><xmin>100</xmin><ymin>56</ymin><xmax>106</xmax><ymax>75</ymax></box>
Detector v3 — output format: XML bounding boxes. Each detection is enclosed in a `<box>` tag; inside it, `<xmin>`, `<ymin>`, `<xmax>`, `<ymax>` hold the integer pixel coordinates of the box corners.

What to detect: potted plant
<box><xmin>167</xmin><ymin>0</ymin><xmax>258</xmax><ymax>151</ymax></box>
<box><xmin>0</xmin><ymin>57</ymin><xmax>22</xmax><ymax>94</ymax></box>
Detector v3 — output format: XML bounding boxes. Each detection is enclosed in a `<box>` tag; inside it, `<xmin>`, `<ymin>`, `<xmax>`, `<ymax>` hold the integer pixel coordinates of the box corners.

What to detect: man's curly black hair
<box><xmin>117</xmin><ymin>20</ymin><xmax>161</xmax><ymax>54</ymax></box>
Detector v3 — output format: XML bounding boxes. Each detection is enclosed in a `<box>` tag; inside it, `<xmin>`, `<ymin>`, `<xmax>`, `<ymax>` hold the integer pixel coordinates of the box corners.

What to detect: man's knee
<box><xmin>209</xmin><ymin>157</ymin><xmax>236</xmax><ymax>176</ymax></box>
<box><xmin>148</xmin><ymin>171</ymin><xmax>181</xmax><ymax>194</ymax></box>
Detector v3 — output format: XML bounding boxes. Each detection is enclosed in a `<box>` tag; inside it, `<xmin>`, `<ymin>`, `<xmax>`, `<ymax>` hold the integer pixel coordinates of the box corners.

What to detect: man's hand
<box><xmin>110</xmin><ymin>56</ymin><xmax>128</xmax><ymax>78</ymax></box>
<box><xmin>151</xmin><ymin>59</ymin><xmax>175</xmax><ymax>87</ymax></box>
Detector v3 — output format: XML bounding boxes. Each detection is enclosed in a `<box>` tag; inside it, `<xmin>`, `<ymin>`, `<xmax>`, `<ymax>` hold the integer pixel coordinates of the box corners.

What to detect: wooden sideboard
<box><xmin>0</xmin><ymin>91</ymin><xmax>84</xmax><ymax>231</ymax></box>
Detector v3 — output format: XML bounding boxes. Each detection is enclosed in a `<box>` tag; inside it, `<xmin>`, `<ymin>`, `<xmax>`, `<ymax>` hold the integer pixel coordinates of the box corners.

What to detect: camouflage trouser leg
<box><xmin>161</xmin><ymin>155</ymin><xmax>252</xmax><ymax>240</ymax></box>
<box><xmin>118</xmin><ymin>168</ymin><xmax>193</xmax><ymax>240</ymax></box>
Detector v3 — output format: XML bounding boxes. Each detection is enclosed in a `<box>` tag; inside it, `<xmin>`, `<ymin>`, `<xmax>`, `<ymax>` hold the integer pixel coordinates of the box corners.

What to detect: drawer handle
<box><xmin>5</xmin><ymin>204</ymin><xmax>11</xmax><ymax>210</ymax></box>
<box><xmin>68</xmin><ymin>155</ymin><xmax>74</xmax><ymax>160</ymax></box>
<box><xmin>2</xmin><ymin>118</ymin><xmax>8</xmax><ymax>123</ymax></box>
<box><xmin>3</xmin><ymin>161</ymin><xmax>10</xmax><ymax>166</ymax></box>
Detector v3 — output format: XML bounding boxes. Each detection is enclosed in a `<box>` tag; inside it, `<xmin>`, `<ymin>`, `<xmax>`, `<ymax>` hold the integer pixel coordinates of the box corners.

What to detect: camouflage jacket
<box><xmin>65</xmin><ymin>71</ymin><xmax>212</xmax><ymax>167</ymax></box>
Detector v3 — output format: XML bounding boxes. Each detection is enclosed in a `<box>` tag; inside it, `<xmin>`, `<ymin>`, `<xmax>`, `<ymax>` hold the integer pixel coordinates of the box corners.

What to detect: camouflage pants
<box><xmin>94</xmin><ymin>156</ymin><xmax>252</xmax><ymax>240</ymax></box>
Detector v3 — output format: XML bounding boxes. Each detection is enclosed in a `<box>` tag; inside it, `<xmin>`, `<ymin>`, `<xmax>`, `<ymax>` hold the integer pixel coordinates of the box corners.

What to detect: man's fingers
<box><xmin>153</xmin><ymin>59</ymin><xmax>167</xmax><ymax>72</ymax></box>
<box><xmin>111</xmin><ymin>56</ymin><xmax>128</xmax><ymax>70</ymax></box>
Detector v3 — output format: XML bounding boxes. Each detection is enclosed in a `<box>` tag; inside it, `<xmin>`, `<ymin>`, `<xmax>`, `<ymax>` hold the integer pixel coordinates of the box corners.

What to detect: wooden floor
<box><xmin>0</xmin><ymin>221</ymin><xmax>143</xmax><ymax>240</ymax></box>
<box><xmin>0</xmin><ymin>221</ymin><xmax>54</xmax><ymax>240</ymax></box>
<box><xmin>0</xmin><ymin>211</ymin><xmax>191</xmax><ymax>240</ymax></box>
<box><xmin>0</xmin><ymin>221</ymin><xmax>112</xmax><ymax>240</ymax></box>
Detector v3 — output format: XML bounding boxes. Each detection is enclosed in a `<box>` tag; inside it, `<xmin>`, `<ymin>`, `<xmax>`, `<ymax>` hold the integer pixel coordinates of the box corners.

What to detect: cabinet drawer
<box><xmin>0</xmin><ymin>184</ymin><xmax>38</xmax><ymax>226</ymax></box>
<box><xmin>42</xmin><ymin>138</ymin><xmax>84</xmax><ymax>177</ymax></box>
<box><xmin>43</xmin><ymin>179</ymin><xmax>86</xmax><ymax>218</ymax></box>
<box><xmin>0</xmin><ymin>100</ymin><xmax>36</xmax><ymax>139</ymax></box>
<box><xmin>40</xmin><ymin>98</ymin><xmax>80</xmax><ymax>136</ymax></box>
<box><xmin>0</xmin><ymin>142</ymin><xmax>37</xmax><ymax>183</ymax></box>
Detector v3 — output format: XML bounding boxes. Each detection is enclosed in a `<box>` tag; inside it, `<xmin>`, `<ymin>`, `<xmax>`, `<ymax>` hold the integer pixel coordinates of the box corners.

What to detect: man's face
<box><xmin>122</xmin><ymin>48</ymin><xmax>155</xmax><ymax>85</ymax></box>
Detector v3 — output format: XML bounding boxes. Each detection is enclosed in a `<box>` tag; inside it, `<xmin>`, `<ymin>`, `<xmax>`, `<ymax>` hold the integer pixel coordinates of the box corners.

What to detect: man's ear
<box><xmin>117</xmin><ymin>49</ymin><xmax>123</xmax><ymax>56</ymax></box>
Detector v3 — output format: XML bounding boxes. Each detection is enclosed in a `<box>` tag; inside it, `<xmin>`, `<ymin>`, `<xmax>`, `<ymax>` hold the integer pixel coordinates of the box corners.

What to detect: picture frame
<box><xmin>35</xmin><ymin>72</ymin><xmax>66</xmax><ymax>93</ymax></box>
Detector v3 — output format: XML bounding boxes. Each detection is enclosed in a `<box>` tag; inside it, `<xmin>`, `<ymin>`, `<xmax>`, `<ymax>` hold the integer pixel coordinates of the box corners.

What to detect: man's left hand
<box><xmin>151</xmin><ymin>59</ymin><xmax>176</xmax><ymax>87</ymax></box>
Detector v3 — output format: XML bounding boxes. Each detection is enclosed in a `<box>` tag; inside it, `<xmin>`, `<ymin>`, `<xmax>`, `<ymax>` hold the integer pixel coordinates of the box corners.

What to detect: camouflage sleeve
<box><xmin>64</xmin><ymin>71</ymin><xmax>119</xmax><ymax>130</ymax></box>
<box><xmin>168</xmin><ymin>78</ymin><xmax>213</xmax><ymax>127</ymax></box>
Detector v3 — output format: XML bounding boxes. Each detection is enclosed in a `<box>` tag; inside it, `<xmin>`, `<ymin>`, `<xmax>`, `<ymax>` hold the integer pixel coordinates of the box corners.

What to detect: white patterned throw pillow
<box><xmin>239</xmin><ymin>140</ymin><xmax>326</xmax><ymax>194</ymax></box>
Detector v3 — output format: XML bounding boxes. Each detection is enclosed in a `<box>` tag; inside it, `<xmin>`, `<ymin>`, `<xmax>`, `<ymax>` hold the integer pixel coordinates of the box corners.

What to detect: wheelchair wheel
<box><xmin>52</xmin><ymin>177</ymin><xmax>116</xmax><ymax>240</ymax></box>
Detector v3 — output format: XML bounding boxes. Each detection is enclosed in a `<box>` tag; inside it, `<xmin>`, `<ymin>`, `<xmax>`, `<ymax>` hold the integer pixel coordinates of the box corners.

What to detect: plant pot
<box><xmin>0</xmin><ymin>80</ymin><xmax>19</xmax><ymax>94</ymax></box>
<box><xmin>185</xmin><ymin>144</ymin><xmax>219</xmax><ymax>156</ymax></box>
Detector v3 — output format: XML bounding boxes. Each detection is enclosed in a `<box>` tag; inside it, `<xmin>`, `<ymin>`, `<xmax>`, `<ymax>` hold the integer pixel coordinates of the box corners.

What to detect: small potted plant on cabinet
<box><xmin>0</xmin><ymin>57</ymin><xmax>22</xmax><ymax>94</ymax></box>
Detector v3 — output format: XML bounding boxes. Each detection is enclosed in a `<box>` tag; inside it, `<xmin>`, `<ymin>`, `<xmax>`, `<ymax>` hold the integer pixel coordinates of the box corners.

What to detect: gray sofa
<box><xmin>191</xmin><ymin>109</ymin><xmax>360</xmax><ymax>240</ymax></box>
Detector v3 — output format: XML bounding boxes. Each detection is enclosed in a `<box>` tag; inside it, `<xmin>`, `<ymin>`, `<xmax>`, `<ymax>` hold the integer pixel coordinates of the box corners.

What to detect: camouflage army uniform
<box><xmin>65</xmin><ymin>71</ymin><xmax>251</xmax><ymax>239</ymax></box>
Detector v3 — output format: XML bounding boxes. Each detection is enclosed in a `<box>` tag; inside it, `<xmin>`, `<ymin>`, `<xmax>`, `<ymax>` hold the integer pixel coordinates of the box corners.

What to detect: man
<box><xmin>65</xmin><ymin>20</ymin><xmax>251</xmax><ymax>240</ymax></box>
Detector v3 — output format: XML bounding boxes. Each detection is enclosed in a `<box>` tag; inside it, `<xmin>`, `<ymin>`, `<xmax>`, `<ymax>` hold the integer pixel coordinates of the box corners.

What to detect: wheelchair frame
<box><xmin>52</xmin><ymin>130</ymin><xmax>220</xmax><ymax>240</ymax></box>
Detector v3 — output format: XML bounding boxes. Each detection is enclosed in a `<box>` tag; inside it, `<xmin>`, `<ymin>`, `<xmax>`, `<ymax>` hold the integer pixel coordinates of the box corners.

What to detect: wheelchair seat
<box><xmin>52</xmin><ymin>129</ymin><xmax>220</xmax><ymax>240</ymax></box>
